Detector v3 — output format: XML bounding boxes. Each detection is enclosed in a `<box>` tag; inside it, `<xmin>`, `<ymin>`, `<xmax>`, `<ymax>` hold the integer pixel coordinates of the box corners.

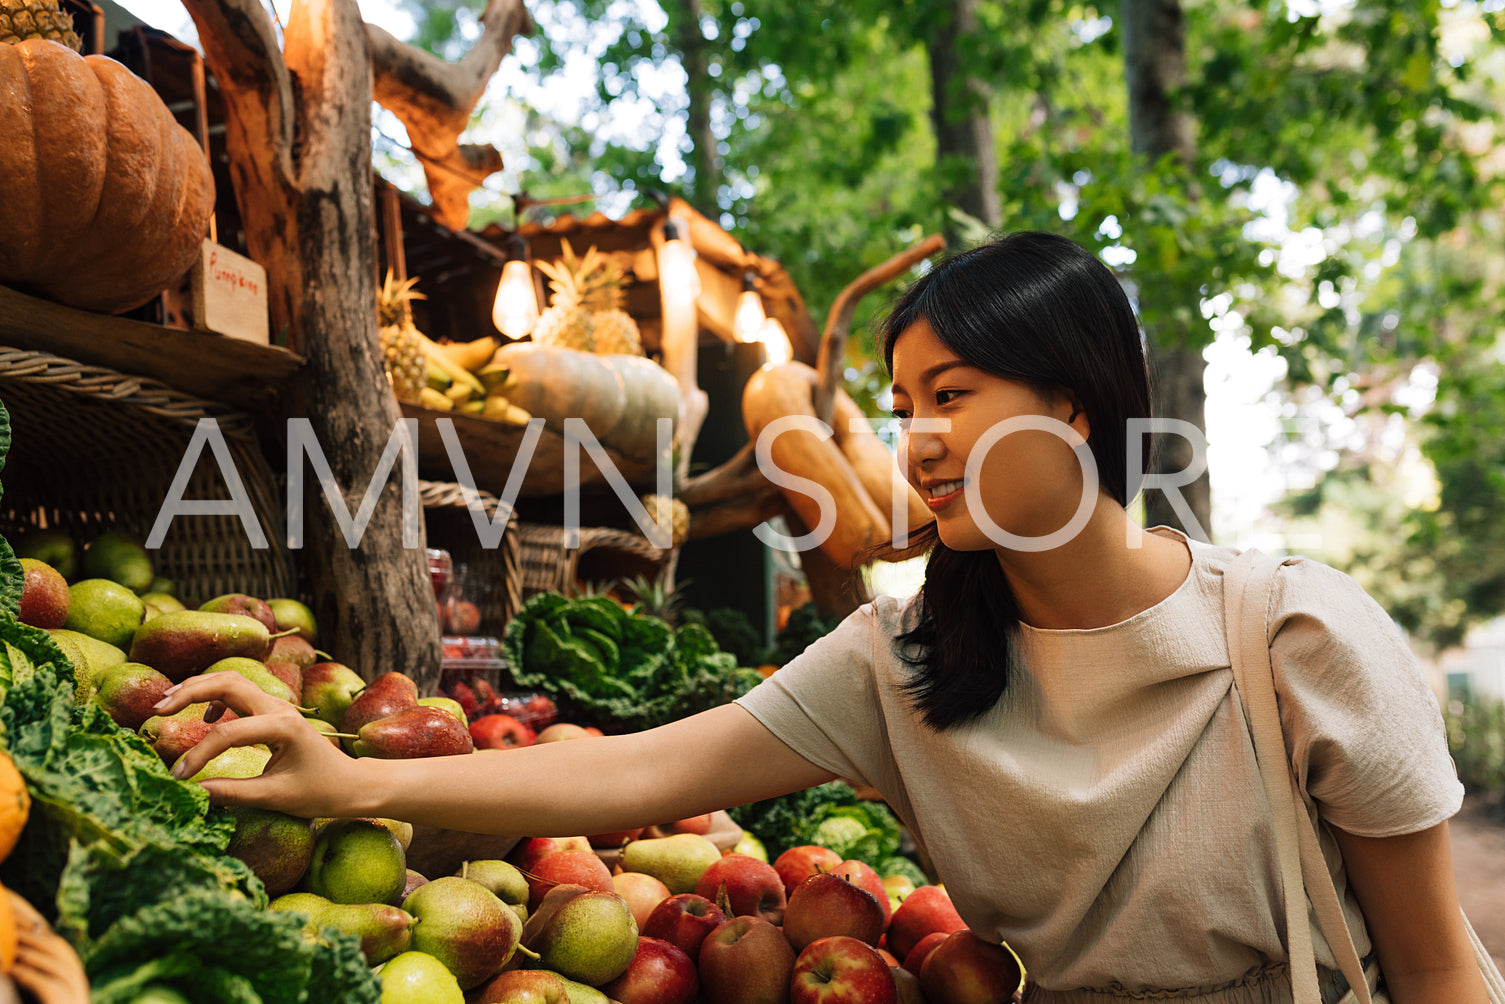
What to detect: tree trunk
<box><xmin>186</xmin><ymin>0</ymin><xmax>443</xmax><ymax>687</ymax></box>
<box><xmin>926</xmin><ymin>0</ymin><xmax>999</xmax><ymax>243</ymax></box>
<box><xmin>669</xmin><ymin>0</ymin><xmax>723</xmax><ymax>217</ymax></box>
<box><xmin>1121</xmin><ymin>0</ymin><xmax>1212</xmax><ymax>540</ymax></box>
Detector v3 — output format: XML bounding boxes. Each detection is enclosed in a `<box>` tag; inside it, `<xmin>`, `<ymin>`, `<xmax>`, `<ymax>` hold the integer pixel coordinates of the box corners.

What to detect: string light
<box><xmin>733</xmin><ymin>268</ymin><xmax>767</xmax><ymax>342</ymax></box>
<box><xmin>760</xmin><ymin>318</ymin><xmax>793</xmax><ymax>366</ymax></box>
<box><xmin>658</xmin><ymin>215</ymin><xmax>702</xmax><ymax>305</ymax></box>
<box><xmin>492</xmin><ymin>231</ymin><xmax>539</xmax><ymax>339</ymax></box>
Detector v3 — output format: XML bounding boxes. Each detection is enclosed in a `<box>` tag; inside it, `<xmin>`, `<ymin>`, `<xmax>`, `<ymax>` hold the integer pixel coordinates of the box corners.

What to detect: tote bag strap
<box><xmin>1224</xmin><ymin>549</ymin><xmax>1373</xmax><ymax>1004</ymax></box>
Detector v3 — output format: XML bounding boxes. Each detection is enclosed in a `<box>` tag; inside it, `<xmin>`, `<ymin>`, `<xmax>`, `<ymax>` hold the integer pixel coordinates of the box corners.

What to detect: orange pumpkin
<box><xmin>0</xmin><ymin>750</ymin><xmax>27</xmax><ymax>866</ymax></box>
<box><xmin>0</xmin><ymin>38</ymin><xmax>215</xmax><ymax>314</ymax></box>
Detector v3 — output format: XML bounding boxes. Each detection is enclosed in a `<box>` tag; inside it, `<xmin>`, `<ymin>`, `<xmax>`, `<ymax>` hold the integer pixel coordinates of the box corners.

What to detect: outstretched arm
<box><xmin>1333</xmin><ymin>822</ymin><xmax>1488</xmax><ymax>1003</ymax></box>
<box><xmin>155</xmin><ymin>672</ymin><xmax>837</xmax><ymax>835</ymax></box>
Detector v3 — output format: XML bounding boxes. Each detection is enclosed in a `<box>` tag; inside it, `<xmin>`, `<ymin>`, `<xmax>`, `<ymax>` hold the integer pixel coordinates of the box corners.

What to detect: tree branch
<box><xmin>813</xmin><ymin>234</ymin><xmax>946</xmax><ymax>425</ymax></box>
<box><xmin>368</xmin><ymin>0</ymin><xmax>533</xmax><ymax>229</ymax></box>
<box><xmin>679</xmin><ymin>442</ymin><xmax>762</xmax><ymax>507</ymax></box>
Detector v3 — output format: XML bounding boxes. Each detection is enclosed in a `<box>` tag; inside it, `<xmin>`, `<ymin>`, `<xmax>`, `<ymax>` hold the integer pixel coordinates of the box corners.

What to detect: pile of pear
<box><xmin>416</xmin><ymin>334</ymin><xmax>533</xmax><ymax>427</ymax></box>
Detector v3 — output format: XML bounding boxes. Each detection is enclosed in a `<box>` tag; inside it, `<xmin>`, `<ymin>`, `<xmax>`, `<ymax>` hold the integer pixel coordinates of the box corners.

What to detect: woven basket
<box><xmin>419</xmin><ymin>480</ymin><xmax>521</xmax><ymax>635</ymax></box>
<box><xmin>516</xmin><ymin>522</ymin><xmax>675</xmax><ymax>598</ymax></box>
<box><xmin>0</xmin><ymin>347</ymin><xmax>293</xmax><ymax>603</ymax></box>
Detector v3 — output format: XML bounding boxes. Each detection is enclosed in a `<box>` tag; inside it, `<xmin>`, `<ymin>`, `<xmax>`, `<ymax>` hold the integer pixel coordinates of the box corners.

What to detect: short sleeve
<box><xmin>734</xmin><ymin>601</ymin><xmax>890</xmax><ymax>789</ymax></box>
<box><xmin>1267</xmin><ymin>558</ymin><xmax>1463</xmax><ymax>838</ymax></box>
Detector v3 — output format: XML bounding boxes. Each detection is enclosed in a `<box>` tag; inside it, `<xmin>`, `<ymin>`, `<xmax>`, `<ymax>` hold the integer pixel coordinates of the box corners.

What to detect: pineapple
<box><xmin>532</xmin><ymin>241</ymin><xmax>643</xmax><ymax>356</ymax></box>
<box><xmin>377</xmin><ymin>270</ymin><xmax>429</xmax><ymax>405</ymax></box>
<box><xmin>640</xmin><ymin>493</ymin><xmax>690</xmax><ymax>547</ymax></box>
<box><xmin>0</xmin><ymin>0</ymin><xmax>82</xmax><ymax>49</ymax></box>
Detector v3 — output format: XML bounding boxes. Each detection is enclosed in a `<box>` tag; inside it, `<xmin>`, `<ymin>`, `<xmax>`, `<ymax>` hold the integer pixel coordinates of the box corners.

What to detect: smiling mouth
<box><xmin>925</xmin><ymin>480</ymin><xmax>964</xmax><ymax>510</ymax></box>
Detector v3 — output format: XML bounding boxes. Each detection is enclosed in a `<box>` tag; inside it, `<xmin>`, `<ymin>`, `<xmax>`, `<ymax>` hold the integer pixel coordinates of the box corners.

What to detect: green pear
<box><xmin>267</xmin><ymin>597</ymin><xmax>319</xmax><ymax>643</ymax></box>
<box><xmin>18</xmin><ymin>558</ymin><xmax>69</xmax><ymax>629</ymax></box>
<box><xmin>128</xmin><ymin>609</ymin><xmax>275</xmax><ymax>683</ymax></box>
<box><xmin>139</xmin><ymin>702</ymin><xmax>218</xmax><ymax>765</ymax></box>
<box><xmin>81</xmin><ymin>531</ymin><xmax>154</xmax><ymax>593</ymax></box>
<box><xmin>267</xmin><ymin>634</ymin><xmax>318</xmax><ymax>671</ymax></box>
<box><xmin>92</xmin><ymin>661</ymin><xmax>173</xmax><ymax>731</ymax></box>
<box><xmin>402</xmin><ymin>876</ymin><xmax>523</xmax><ymax>989</ymax></box>
<box><xmin>457</xmin><ymin>859</ymin><xmax>530</xmax><ymax>924</ymax></box>
<box><xmin>147</xmin><ymin>576</ymin><xmax>177</xmax><ymax>596</ymax></box>
<box><xmin>527</xmin><ymin>890</ymin><xmax>638</xmax><ymax>987</ymax></box>
<box><xmin>140</xmin><ymin>592</ymin><xmax>186</xmax><ymax>615</ymax></box>
<box><xmin>64</xmin><ymin>578</ymin><xmax>146</xmax><ymax>650</ymax></box>
<box><xmin>301</xmin><ymin>661</ymin><xmax>366</xmax><ymax>727</ymax></box>
<box><xmin>418</xmin><ymin>695</ymin><xmax>467</xmax><ymax>724</ymax></box>
<box><xmin>377</xmin><ymin>951</ymin><xmax>464</xmax><ymax>1004</ymax></box>
<box><xmin>197</xmin><ymin>592</ymin><xmax>277</xmax><ymax>632</ymax></box>
<box><xmin>555</xmin><ymin>975</ymin><xmax>611</xmax><ymax>1004</ymax></box>
<box><xmin>49</xmin><ymin>628</ymin><xmax>128</xmax><ymax>702</ymax></box>
<box><xmin>188</xmin><ymin>744</ymin><xmax>270</xmax><ymax>785</ymax></box>
<box><xmin>617</xmin><ymin>832</ymin><xmax>723</xmax><ymax>894</ymax></box>
<box><xmin>203</xmin><ymin>656</ymin><xmax>298</xmax><ymax>704</ymax></box>
<box><xmin>350</xmin><ymin>706</ymin><xmax>473</xmax><ymax>759</ymax></box>
<box><xmin>226</xmin><ymin>806</ymin><xmax>314</xmax><ymax>898</ymax></box>
<box><xmin>305</xmin><ymin>817</ymin><xmax>406</xmax><ymax>906</ymax></box>
<box><xmin>308</xmin><ymin>717</ymin><xmax>345</xmax><ymax>749</ymax></box>
<box><xmin>469</xmin><ymin>970</ymin><xmax>572</xmax><ymax>1004</ymax></box>
<box><xmin>13</xmin><ymin>529</ymin><xmax>78</xmax><ymax>580</ymax></box>
<box><xmin>269</xmin><ymin>891</ymin><xmax>414</xmax><ymax>965</ymax></box>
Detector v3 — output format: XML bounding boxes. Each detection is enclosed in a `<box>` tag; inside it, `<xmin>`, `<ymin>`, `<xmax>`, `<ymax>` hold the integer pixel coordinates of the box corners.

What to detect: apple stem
<box><xmin>314</xmin><ymin>648</ymin><xmax>334</xmax><ymax>660</ymax></box>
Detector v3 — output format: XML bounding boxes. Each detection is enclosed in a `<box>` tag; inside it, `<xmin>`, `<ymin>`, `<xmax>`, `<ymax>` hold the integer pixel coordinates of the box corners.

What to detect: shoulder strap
<box><xmin>1224</xmin><ymin>549</ymin><xmax>1373</xmax><ymax>1004</ymax></box>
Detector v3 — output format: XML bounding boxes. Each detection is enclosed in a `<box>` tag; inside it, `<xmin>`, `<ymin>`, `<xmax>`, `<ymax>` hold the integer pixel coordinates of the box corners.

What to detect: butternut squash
<box><xmin>491</xmin><ymin>343</ymin><xmax>680</xmax><ymax>462</ymax></box>
<box><xmin>0</xmin><ymin>40</ymin><xmax>215</xmax><ymax>314</ymax></box>
<box><xmin>818</xmin><ymin>366</ymin><xmax>934</xmax><ymax>542</ymax></box>
<box><xmin>742</xmin><ymin>362</ymin><xmax>890</xmax><ymax>569</ymax></box>
<box><xmin>0</xmin><ymin>751</ymin><xmax>26</xmax><ymax>869</ymax></box>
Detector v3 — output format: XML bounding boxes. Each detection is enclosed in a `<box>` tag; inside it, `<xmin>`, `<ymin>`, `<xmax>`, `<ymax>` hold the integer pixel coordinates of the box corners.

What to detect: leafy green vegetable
<box><xmin>768</xmin><ymin>603</ymin><xmax>844</xmax><ymax>667</ymax></box>
<box><xmin>727</xmin><ymin>781</ymin><xmax>911</xmax><ymax>869</ymax></box>
<box><xmin>503</xmin><ymin>591</ymin><xmax>761</xmax><ymax>732</ymax></box>
<box><xmin>877</xmin><ymin>855</ymin><xmax>931</xmax><ymax>887</ymax></box>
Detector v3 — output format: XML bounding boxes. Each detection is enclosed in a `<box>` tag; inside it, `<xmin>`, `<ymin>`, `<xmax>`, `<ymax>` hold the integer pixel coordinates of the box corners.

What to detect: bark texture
<box><xmin>927</xmin><ymin>0</ymin><xmax>1000</xmax><ymax>240</ymax></box>
<box><xmin>182</xmin><ymin>0</ymin><xmax>524</xmax><ymax>687</ymax></box>
<box><xmin>1122</xmin><ymin>0</ymin><xmax>1212</xmax><ymax>539</ymax></box>
<box><xmin>669</xmin><ymin>0</ymin><xmax>724</xmax><ymax>217</ymax></box>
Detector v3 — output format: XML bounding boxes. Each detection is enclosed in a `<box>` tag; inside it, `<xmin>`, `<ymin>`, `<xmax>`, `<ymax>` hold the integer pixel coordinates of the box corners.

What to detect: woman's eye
<box><xmin>935</xmin><ymin>389</ymin><xmax>964</xmax><ymax>405</ymax></box>
<box><xmin>890</xmin><ymin>407</ymin><xmax>911</xmax><ymax>421</ymax></box>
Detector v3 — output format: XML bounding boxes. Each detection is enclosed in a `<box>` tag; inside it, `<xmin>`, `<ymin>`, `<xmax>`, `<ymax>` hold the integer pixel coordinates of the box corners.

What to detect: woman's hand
<box><xmin>7</xmin><ymin>888</ymin><xmax>90</xmax><ymax>1004</ymax></box>
<box><xmin>151</xmin><ymin>671</ymin><xmax>367</xmax><ymax>819</ymax></box>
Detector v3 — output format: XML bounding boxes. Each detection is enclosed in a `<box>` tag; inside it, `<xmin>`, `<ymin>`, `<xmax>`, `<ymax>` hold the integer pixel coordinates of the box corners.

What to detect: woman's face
<box><xmin>889</xmin><ymin>319</ymin><xmax>1093</xmax><ymax>553</ymax></box>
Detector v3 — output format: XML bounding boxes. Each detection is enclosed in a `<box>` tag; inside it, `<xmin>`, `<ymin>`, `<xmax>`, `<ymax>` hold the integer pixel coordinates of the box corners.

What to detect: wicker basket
<box><xmin>419</xmin><ymin>480</ymin><xmax>521</xmax><ymax>636</ymax></box>
<box><xmin>516</xmin><ymin>522</ymin><xmax>676</xmax><ymax>598</ymax></box>
<box><xmin>0</xmin><ymin>347</ymin><xmax>293</xmax><ymax>603</ymax></box>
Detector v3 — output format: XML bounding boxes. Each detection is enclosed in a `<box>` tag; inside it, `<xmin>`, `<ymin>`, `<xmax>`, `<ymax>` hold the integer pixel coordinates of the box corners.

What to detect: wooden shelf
<box><xmin>400</xmin><ymin>402</ymin><xmax>659</xmax><ymax>498</ymax></box>
<box><xmin>0</xmin><ymin>284</ymin><xmax>304</xmax><ymax>412</ymax></box>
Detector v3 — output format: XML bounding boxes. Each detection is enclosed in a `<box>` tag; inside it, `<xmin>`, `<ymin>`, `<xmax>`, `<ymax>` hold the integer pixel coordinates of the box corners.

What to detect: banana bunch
<box><xmin>415</xmin><ymin>335</ymin><xmax>532</xmax><ymax>426</ymax></box>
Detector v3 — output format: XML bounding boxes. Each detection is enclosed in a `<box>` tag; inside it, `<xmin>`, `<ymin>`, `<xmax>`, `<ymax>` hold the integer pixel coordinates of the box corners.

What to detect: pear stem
<box><xmin>513</xmin><ymin>944</ymin><xmax>541</xmax><ymax>961</ymax></box>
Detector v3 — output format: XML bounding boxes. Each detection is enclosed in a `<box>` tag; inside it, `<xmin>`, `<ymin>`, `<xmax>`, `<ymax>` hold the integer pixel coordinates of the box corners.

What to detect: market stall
<box><xmin>0</xmin><ymin>0</ymin><xmax>1029</xmax><ymax>1000</ymax></box>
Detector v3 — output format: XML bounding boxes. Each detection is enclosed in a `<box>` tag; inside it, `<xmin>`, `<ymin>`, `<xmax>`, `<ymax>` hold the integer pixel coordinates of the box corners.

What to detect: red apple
<box><xmin>918</xmin><ymin>930</ymin><xmax>1025</xmax><ymax>1004</ymax></box>
<box><xmin>583</xmin><ymin>725</ymin><xmax>603</xmax><ymax>737</ymax></box>
<box><xmin>536</xmin><ymin>722</ymin><xmax>593</xmax><ymax>743</ymax></box>
<box><xmin>667</xmin><ymin>813</ymin><xmax>714</xmax><ymax>835</ymax></box>
<box><xmin>470</xmin><ymin>713</ymin><xmax>537</xmax><ymax>749</ymax></box>
<box><xmin>876</xmin><ymin>947</ymin><xmax>899</xmax><ymax>966</ymax></box>
<box><xmin>693</xmin><ymin>853</ymin><xmax>787</xmax><ymax>924</ymax></box>
<box><xmin>600</xmin><ymin>936</ymin><xmax>699</xmax><ymax>1004</ymax></box>
<box><xmin>697</xmin><ymin>915</ymin><xmax>796</xmax><ymax>1004</ymax></box>
<box><xmin>506</xmin><ymin>835</ymin><xmax>593</xmax><ymax>874</ymax></box>
<box><xmin>469</xmin><ymin>969</ymin><xmax>571</xmax><ymax>1003</ymax></box>
<box><xmin>774</xmin><ymin>845</ymin><xmax>842</xmax><ymax>897</ymax></box>
<box><xmin>830</xmin><ymin>859</ymin><xmax>890</xmax><ymax>928</ymax></box>
<box><xmin>902</xmin><ymin>930</ymin><xmax>949</xmax><ymax>976</ymax></box>
<box><xmin>791</xmin><ymin>936</ymin><xmax>898</xmax><ymax>1004</ymax></box>
<box><xmin>891</xmin><ymin>966</ymin><xmax>926</xmax><ymax>1004</ymax></box>
<box><xmin>587</xmin><ymin>826</ymin><xmax>644</xmax><ymax>848</ymax></box>
<box><xmin>613</xmin><ymin>871</ymin><xmax>672</xmax><ymax>929</ymax></box>
<box><xmin>642</xmin><ymin>893</ymin><xmax>727</xmax><ymax>962</ymax></box>
<box><xmin>783</xmin><ymin>872</ymin><xmax>886</xmax><ymax>952</ymax></box>
<box><xmin>525</xmin><ymin>847</ymin><xmax>614</xmax><ymax>911</ymax></box>
<box><xmin>886</xmin><ymin>885</ymin><xmax>966</xmax><ymax>962</ymax></box>
<box><xmin>448</xmin><ymin>599</ymin><xmax>482</xmax><ymax>635</ymax></box>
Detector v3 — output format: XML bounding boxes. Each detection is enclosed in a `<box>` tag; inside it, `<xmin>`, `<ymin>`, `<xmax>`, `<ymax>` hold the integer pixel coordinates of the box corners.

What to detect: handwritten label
<box><xmin>192</xmin><ymin>239</ymin><xmax>269</xmax><ymax>345</ymax></box>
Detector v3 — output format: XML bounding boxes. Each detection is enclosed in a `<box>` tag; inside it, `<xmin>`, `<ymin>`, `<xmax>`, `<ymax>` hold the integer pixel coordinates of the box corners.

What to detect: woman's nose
<box><xmin>902</xmin><ymin>419</ymin><xmax>947</xmax><ymax>468</ymax></box>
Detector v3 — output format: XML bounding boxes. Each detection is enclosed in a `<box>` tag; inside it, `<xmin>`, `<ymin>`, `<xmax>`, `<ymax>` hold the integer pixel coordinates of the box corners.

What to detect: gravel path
<box><xmin>1451</xmin><ymin>794</ymin><xmax>1505</xmax><ymax>973</ymax></box>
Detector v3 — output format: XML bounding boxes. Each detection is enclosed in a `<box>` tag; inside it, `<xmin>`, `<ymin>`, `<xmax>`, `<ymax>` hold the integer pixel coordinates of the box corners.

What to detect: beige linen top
<box><xmin>735</xmin><ymin>531</ymin><xmax>1463</xmax><ymax>997</ymax></box>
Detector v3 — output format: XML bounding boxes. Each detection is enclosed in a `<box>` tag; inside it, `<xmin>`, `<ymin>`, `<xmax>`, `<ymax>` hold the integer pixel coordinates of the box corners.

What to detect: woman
<box><xmin>155</xmin><ymin>232</ymin><xmax>1484</xmax><ymax>1002</ymax></box>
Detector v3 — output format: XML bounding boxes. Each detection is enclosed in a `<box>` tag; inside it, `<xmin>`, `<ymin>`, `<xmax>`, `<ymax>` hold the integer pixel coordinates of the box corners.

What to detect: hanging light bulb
<box><xmin>492</xmin><ymin>232</ymin><xmax>539</xmax><ymax>340</ymax></box>
<box><xmin>658</xmin><ymin>215</ymin><xmax>701</xmax><ymax>305</ymax></box>
<box><xmin>734</xmin><ymin>268</ymin><xmax>766</xmax><ymax>342</ymax></box>
<box><xmin>760</xmin><ymin>317</ymin><xmax>793</xmax><ymax>366</ymax></box>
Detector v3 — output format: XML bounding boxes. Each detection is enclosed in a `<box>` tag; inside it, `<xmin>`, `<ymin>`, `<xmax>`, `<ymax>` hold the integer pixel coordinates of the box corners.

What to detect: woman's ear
<box><xmin>1065</xmin><ymin>398</ymin><xmax>1090</xmax><ymax>441</ymax></box>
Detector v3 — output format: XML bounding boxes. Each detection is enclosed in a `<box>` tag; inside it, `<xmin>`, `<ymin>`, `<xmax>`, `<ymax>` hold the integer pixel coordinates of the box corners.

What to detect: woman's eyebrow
<box><xmin>891</xmin><ymin>360</ymin><xmax>970</xmax><ymax>397</ymax></box>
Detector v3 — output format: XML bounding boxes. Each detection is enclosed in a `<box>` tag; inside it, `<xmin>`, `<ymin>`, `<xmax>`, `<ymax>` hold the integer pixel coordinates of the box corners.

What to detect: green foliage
<box><xmin>726</xmin><ymin>779</ymin><xmax>902</xmax><ymax>862</ymax></box>
<box><xmin>768</xmin><ymin>603</ymin><xmax>844</xmax><ymax>667</ymax></box>
<box><xmin>1445</xmin><ymin>693</ymin><xmax>1505</xmax><ymax>797</ymax></box>
<box><xmin>502</xmin><ymin>591</ymin><xmax>761</xmax><ymax>731</ymax></box>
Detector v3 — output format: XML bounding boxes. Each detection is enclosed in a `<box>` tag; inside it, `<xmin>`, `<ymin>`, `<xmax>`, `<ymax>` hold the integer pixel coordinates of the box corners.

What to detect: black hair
<box><xmin>881</xmin><ymin>231</ymin><xmax>1152</xmax><ymax>730</ymax></box>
